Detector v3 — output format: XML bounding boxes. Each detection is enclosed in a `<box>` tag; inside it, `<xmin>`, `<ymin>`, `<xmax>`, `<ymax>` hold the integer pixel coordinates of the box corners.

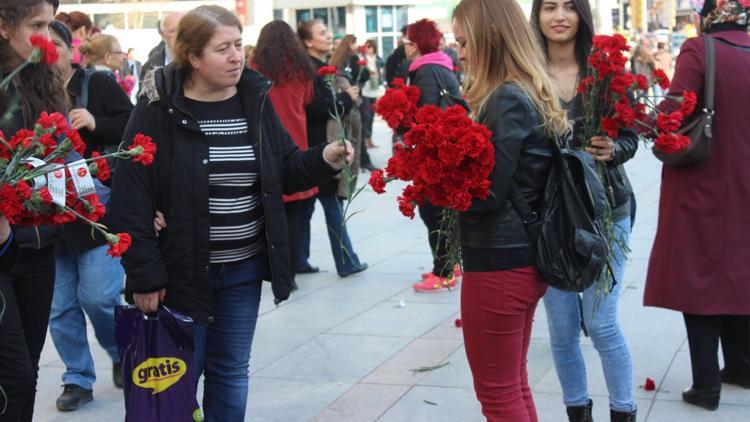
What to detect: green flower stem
<box><xmin>0</xmin><ymin>61</ymin><xmax>30</xmax><ymax>91</ymax></box>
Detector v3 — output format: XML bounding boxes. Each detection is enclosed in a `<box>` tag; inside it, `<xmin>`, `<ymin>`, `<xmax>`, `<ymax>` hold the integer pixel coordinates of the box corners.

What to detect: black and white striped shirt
<box><xmin>185</xmin><ymin>94</ymin><xmax>265</xmax><ymax>264</ymax></box>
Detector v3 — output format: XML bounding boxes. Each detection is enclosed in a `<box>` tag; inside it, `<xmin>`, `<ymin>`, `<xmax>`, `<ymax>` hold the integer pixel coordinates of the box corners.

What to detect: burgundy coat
<box><xmin>644</xmin><ymin>29</ymin><xmax>750</xmax><ymax>315</ymax></box>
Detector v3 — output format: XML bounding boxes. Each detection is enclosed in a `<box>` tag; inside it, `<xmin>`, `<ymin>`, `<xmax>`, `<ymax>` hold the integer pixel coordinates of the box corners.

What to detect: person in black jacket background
<box><xmin>46</xmin><ymin>21</ymin><xmax>132</xmax><ymax>411</ymax></box>
<box><xmin>403</xmin><ymin>19</ymin><xmax>463</xmax><ymax>293</ymax></box>
<box><xmin>298</xmin><ymin>19</ymin><xmax>367</xmax><ymax>278</ymax></box>
<box><xmin>385</xmin><ymin>25</ymin><xmax>411</xmax><ymax>86</ymax></box>
<box><xmin>530</xmin><ymin>1</ymin><xmax>639</xmax><ymax>420</ymax></box>
<box><xmin>1</xmin><ymin>1</ymin><xmax>70</xmax><ymax>420</ymax></box>
<box><xmin>108</xmin><ymin>7</ymin><xmax>351</xmax><ymax>420</ymax></box>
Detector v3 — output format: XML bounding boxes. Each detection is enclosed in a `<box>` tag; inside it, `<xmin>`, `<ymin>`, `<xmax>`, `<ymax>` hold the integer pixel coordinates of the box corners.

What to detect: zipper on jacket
<box><xmin>257</xmin><ymin>78</ymin><xmax>281</xmax><ymax>305</ymax></box>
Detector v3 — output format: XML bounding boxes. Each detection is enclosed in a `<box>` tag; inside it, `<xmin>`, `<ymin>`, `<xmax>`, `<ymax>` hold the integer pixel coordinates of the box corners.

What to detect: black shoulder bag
<box><xmin>653</xmin><ymin>35</ymin><xmax>715</xmax><ymax>166</ymax></box>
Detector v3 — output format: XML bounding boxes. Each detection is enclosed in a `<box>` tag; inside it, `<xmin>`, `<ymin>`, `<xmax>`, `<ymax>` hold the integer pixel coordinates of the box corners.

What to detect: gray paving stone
<box><xmin>376</xmin><ymin>386</ymin><xmax>484</xmax><ymax>422</ymax></box>
<box><xmin>329</xmin><ymin>301</ymin><xmax>459</xmax><ymax>338</ymax></box>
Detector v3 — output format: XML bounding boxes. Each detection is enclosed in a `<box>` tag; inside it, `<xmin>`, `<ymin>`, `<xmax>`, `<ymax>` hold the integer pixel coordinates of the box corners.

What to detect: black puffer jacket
<box><xmin>109</xmin><ymin>65</ymin><xmax>339</xmax><ymax>323</ymax></box>
<box><xmin>408</xmin><ymin>62</ymin><xmax>461</xmax><ymax>108</ymax></box>
<box><xmin>460</xmin><ymin>84</ymin><xmax>552</xmax><ymax>254</ymax></box>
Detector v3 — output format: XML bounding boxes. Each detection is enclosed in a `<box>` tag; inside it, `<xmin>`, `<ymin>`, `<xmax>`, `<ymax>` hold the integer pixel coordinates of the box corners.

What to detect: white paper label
<box><xmin>20</xmin><ymin>157</ymin><xmax>48</xmax><ymax>189</ymax></box>
<box><xmin>68</xmin><ymin>159</ymin><xmax>96</xmax><ymax>197</ymax></box>
<box><xmin>47</xmin><ymin>165</ymin><xmax>66</xmax><ymax>207</ymax></box>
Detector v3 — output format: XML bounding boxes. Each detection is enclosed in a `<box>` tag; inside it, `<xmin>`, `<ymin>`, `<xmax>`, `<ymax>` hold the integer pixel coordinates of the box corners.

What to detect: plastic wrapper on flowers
<box><xmin>0</xmin><ymin>114</ymin><xmax>156</xmax><ymax>257</ymax></box>
<box><xmin>373</xmin><ymin>78</ymin><xmax>421</xmax><ymax>131</ymax></box>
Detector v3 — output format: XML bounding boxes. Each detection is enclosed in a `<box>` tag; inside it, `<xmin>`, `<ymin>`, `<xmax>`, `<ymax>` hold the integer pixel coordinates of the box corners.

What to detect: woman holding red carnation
<box><xmin>298</xmin><ymin>19</ymin><xmax>368</xmax><ymax>278</ymax></box>
<box><xmin>107</xmin><ymin>7</ymin><xmax>351</xmax><ymax>420</ymax></box>
<box><xmin>645</xmin><ymin>0</ymin><xmax>750</xmax><ymax>411</ymax></box>
<box><xmin>402</xmin><ymin>18</ymin><xmax>464</xmax><ymax>293</ymax></box>
<box><xmin>1</xmin><ymin>1</ymin><xmax>72</xmax><ymax>420</ymax></box>
<box><xmin>452</xmin><ymin>1</ymin><xmax>569</xmax><ymax>420</ymax></box>
<box><xmin>530</xmin><ymin>0</ymin><xmax>639</xmax><ymax>420</ymax></box>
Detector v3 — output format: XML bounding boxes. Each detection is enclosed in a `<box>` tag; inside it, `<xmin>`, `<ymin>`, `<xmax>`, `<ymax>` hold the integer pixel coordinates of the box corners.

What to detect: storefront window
<box><xmin>296</xmin><ymin>9</ymin><xmax>311</xmax><ymax>24</ymax></box>
<box><xmin>313</xmin><ymin>8</ymin><xmax>328</xmax><ymax>23</ymax></box>
<box><xmin>396</xmin><ymin>6</ymin><xmax>408</xmax><ymax>31</ymax></box>
<box><xmin>366</xmin><ymin>6</ymin><xmax>378</xmax><ymax>33</ymax></box>
<box><xmin>381</xmin><ymin>6</ymin><xmax>394</xmax><ymax>32</ymax></box>
<box><xmin>382</xmin><ymin>36</ymin><xmax>395</xmax><ymax>58</ymax></box>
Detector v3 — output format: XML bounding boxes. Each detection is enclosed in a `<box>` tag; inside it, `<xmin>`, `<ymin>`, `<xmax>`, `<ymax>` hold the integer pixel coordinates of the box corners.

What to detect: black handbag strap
<box><xmin>426</xmin><ymin>65</ymin><xmax>469</xmax><ymax>111</ymax></box>
<box><xmin>704</xmin><ymin>35</ymin><xmax>716</xmax><ymax>112</ymax></box>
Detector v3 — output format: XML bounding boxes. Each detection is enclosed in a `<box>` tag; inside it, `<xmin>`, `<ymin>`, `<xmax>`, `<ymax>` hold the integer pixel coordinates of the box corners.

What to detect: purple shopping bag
<box><xmin>115</xmin><ymin>305</ymin><xmax>203</xmax><ymax>422</ymax></box>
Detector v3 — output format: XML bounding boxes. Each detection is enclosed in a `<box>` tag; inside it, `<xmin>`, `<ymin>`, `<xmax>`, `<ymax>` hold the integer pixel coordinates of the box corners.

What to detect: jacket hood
<box><xmin>408</xmin><ymin>51</ymin><xmax>454</xmax><ymax>73</ymax></box>
<box><xmin>140</xmin><ymin>64</ymin><xmax>272</xmax><ymax>106</ymax></box>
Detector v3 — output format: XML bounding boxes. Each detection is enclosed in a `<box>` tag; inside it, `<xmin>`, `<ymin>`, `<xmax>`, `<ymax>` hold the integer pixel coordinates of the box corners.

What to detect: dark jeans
<box><xmin>0</xmin><ymin>247</ymin><xmax>56</xmax><ymax>422</ymax></box>
<box><xmin>683</xmin><ymin>313</ymin><xmax>750</xmax><ymax>389</ymax></box>
<box><xmin>418</xmin><ymin>202</ymin><xmax>452</xmax><ymax>277</ymax></box>
<box><xmin>193</xmin><ymin>255</ymin><xmax>266</xmax><ymax>422</ymax></box>
<box><xmin>359</xmin><ymin>96</ymin><xmax>375</xmax><ymax>140</ymax></box>
<box><xmin>284</xmin><ymin>197</ymin><xmax>316</xmax><ymax>271</ymax></box>
<box><xmin>318</xmin><ymin>194</ymin><xmax>364</xmax><ymax>276</ymax></box>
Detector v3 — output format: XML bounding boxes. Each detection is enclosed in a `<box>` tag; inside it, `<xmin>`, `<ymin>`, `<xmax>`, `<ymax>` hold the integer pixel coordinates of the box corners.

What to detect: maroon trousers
<box><xmin>461</xmin><ymin>267</ymin><xmax>547</xmax><ymax>422</ymax></box>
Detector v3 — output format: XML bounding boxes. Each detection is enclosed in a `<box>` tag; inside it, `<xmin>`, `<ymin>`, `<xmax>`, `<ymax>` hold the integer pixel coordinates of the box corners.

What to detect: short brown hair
<box><xmin>173</xmin><ymin>5</ymin><xmax>242</xmax><ymax>71</ymax></box>
<box><xmin>78</xmin><ymin>33</ymin><xmax>119</xmax><ymax>66</ymax></box>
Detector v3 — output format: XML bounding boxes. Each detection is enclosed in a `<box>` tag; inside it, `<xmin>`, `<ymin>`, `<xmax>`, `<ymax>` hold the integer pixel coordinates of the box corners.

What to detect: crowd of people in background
<box><xmin>1</xmin><ymin>0</ymin><xmax>749</xmax><ymax>421</ymax></box>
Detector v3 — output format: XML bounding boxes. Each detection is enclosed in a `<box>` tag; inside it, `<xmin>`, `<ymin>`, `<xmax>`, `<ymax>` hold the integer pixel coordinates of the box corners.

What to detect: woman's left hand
<box><xmin>585</xmin><ymin>136</ymin><xmax>615</xmax><ymax>162</ymax></box>
<box><xmin>323</xmin><ymin>140</ymin><xmax>354</xmax><ymax>170</ymax></box>
<box><xmin>69</xmin><ymin>108</ymin><xmax>96</xmax><ymax>131</ymax></box>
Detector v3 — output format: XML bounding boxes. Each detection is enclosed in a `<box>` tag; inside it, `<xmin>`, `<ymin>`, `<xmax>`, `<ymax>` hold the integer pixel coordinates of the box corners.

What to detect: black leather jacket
<box><xmin>459</xmin><ymin>84</ymin><xmax>552</xmax><ymax>251</ymax></box>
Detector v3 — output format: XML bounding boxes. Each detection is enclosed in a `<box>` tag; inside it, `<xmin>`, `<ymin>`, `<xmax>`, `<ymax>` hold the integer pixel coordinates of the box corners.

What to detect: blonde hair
<box><xmin>78</xmin><ymin>33</ymin><xmax>119</xmax><ymax>66</ymax></box>
<box><xmin>453</xmin><ymin>0</ymin><xmax>568</xmax><ymax>136</ymax></box>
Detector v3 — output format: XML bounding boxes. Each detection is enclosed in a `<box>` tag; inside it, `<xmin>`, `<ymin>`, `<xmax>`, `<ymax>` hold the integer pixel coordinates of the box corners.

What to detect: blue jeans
<box><xmin>318</xmin><ymin>194</ymin><xmax>363</xmax><ymax>276</ymax></box>
<box><xmin>49</xmin><ymin>243</ymin><xmax>124</xmax><ymax>389</ymax></box>
<box><xmin>193</xmin><ymin>255</ymin><xmax>265</xmax><ymax>422</ymax></box>
<box><xmin>543</xmin><ymin>217</ymin><xmax>635</xmax><ymax>412</ymax></box>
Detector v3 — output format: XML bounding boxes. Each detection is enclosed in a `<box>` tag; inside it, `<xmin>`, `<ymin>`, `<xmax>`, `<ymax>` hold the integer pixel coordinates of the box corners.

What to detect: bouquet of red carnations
<box><xmin>578</xmin><ymin>34</ymin><xmax>696</xmax><ymax>154</ymax></box>
<box><xmin>369</xmin><ymin>104</ymin><xmax>494</xmax><ymax>275</ymax></box>
<box><xmin>373</xmin><ymin>77</ymin><xmax>421</xmax><ymax>131</ymax></box>
<box><xmin>0</xmin><ymin>114</ymin><xmax>156</xmax><ymax>257</ymax></box>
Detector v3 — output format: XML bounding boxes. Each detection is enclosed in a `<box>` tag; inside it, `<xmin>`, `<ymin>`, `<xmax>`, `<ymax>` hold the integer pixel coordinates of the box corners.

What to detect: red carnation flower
<box><xmin>601</xmin><ymin>117</ymin><xmax>620</xmax><ymax>139</ymax></box>
<box><xmin>358</xmin><ymin>58</ymin><xmax>367</xmax><ymax>66</ymax></box>
<box><xmin>656</xmin><ymin>111</ymin><xmax>683</xmax><ymax>133</ymax></box>
<box><xmin>368</xmin><ymin>169</ymin><xmax>387</xmax><ymax>194</ymax></box>
<box><xmin>90</xmin><ymin>151</ymin><xmax>111</xmax><ymax>181</ymax></box>
<box><xmin>652</xmin><ymin>69</ymin><xmax>670</xmax><ymax>90</ymax></box>
<box><xmin>397</xmin><ymin>195</ymin><xmax>416</xmax><ymax>219</ymax></box>
<box><xmin>636</xmin><ymin>74</ymin><xmax>648</xmax><ymax>91</ymax></box>
<box><xmin>654</xmin><ymin>132</ymin><xmax>691</xmax><ymax>154</ymax></box>
<box><xmin>680</xmin><ymin>91</ymin><xmax>697</xmax><ymax>116</ymax></box>
<box><xmin>29</xmin><ymin>34</ymin><xmax>59</xmax><ymax>65</ymax></box>
<box><xmin>128</xmin><ymin>133</ymin><xmax>157</xmax><ymax>165</ymax></box>
<box><xmin>37</xmin><ymin>111</ymin><xmax>69</xmax><ymax>136</ymax></box>
<box><xmin>106</xmin><ymin>232</ymin><xmax>132</xmax><ymax>257</ymax></box>
<box><xmin>38</xmin><ymin>187</ymin><xmax>54</xmax><ymax>204</ymax></box>
<box><xmin>65</xmin><ymin>129</ymin><xmax>86</xmax><ymax>156</ymax></box>
<box><xmin>317</xmin><ymin>66</ymin><xmax>337</xmax><ymax>77</ymax></box>
<box><xmin>644</xmin><ymin>377</ymin><xmax>656</xmax><ymax>391</ymax></box>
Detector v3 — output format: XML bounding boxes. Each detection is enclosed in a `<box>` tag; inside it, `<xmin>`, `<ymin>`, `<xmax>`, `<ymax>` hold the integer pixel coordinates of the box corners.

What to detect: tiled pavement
<box><xmin>33</xmin><ymin>121</ymin><xmax>750</xmax><ymax>421</ymax></box>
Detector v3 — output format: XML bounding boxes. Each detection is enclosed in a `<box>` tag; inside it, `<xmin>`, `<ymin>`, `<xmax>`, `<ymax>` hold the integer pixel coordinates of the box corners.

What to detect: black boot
<box><xmin>682</xmin><ymin>386</ymin><xmax>720</xmax><ymax>410</ymax></box>
<box><xmin>566</xmin><ymin>399</ymin><xmax>594</xmax><ymax>422</ymax></box>
<box><xmin>721</xmin><ymin>368</ymin><xmax>750</xmax><ymax>389</ymax></box>
<box><xmin>56</xmin><ymin>384</ymin><xmax>93</xmax><ymax>411</ymax></box>
<box><xmin>610</xmin><ymin>408</ymin><xmax>637</xmax><ymax>422</ymax></box>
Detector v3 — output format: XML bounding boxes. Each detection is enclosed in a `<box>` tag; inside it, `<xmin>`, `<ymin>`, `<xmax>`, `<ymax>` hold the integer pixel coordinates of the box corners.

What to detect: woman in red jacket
<box><xmin>252</xmin><ymin>20</ymin><xmax>319</xmax><ymax>277</ymax></box>
<box><xmin>645</xmin><ymin>0</ymin><xmax>750</xmax><ymax>411</ymax></box>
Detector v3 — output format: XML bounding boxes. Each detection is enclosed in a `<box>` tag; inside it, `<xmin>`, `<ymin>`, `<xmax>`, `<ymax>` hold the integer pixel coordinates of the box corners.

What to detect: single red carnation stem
<box><xmin>63</xmin><ymin>204</ymin><xmax>110</xmax><ymax>236</ymax></box>
<box><xmin>0</xmin><ymin>61</ymin><xmax>31</xmax><ymax>91</ymax></box>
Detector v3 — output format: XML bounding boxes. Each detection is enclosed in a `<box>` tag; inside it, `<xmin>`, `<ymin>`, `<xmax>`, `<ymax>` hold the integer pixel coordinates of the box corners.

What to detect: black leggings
<box><xmin>418</xmin><ymin>202</ymin><xmax>452</xmax><ymax>278</ymax></box>
<box><xmin>0</xmin><ymin>247</ymin><xmax>56</xmax><ymax>422</ymax></box>
<box><xmin>683</xmin><ymin>313</ymin><xmax>750</xmax><ymax>389</ymax></box>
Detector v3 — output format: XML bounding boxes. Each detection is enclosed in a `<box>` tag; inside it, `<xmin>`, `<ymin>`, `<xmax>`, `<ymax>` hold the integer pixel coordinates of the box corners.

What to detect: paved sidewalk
<box><xmin>34</xmin><ymin>121</ymin><xmax>749</xmax><ymax>421</ymax></box>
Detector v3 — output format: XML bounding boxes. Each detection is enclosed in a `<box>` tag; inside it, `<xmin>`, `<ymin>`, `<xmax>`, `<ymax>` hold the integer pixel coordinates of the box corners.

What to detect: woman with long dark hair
<box><xmin>108</xmin><ymin>6</ymin><xmax>351</xmax><ymax>420</ymax></box>
<box><xmin>530</xmin><ymin>0</ymin><xmax>638</xmax><ymax>420</ymax></box>
<box><xmin>452</xmin><ymin>0</ymin><xmax>569</xmax><ymax>419</ymax></box>
<box><xmin>298</xmin><ymin>20</ymin><xmax>367</xmax><ymax>277</ymax></box>
<box><xmin>1</xmin><ymin>1</ymin><xmax>69</xmax><ymax>419</ymax></box>
<box><xmin>251</xmin><ymin>20</ymin><xmax>319</xmax><ymax>277</ymax></box>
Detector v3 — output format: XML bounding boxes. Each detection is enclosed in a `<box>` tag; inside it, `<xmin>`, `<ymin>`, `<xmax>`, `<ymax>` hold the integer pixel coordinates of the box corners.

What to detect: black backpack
<box><xmin>510</xmin><ymin>134</ymin><xmax>610</xmax><ymax>292</ymax></box>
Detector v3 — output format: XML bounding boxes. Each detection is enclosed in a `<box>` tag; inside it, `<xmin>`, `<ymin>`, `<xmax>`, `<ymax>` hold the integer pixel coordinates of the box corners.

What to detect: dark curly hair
<box><xmin>1</xmin><ymin>0</ymin><xmax>68</xmax><ymax>131</ymax></box>
<box><xmin>252</xmin><ymin>20</ymin><xmax>315</xmax><ymax>84</ymax></box>
<box><xmin>407</xmin><ymin>19</ymin><xmax>442</xmax><ymax>55</ymax></box>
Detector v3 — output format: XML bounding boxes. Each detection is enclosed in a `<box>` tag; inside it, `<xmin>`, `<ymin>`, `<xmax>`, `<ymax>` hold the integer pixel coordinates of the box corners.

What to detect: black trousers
<box><xmin>417</xmin><ymin>202</ymin><xmax>452</xmax><ymax>278</ymax></box>
<box><xmin>683</xmin><ymin>313</ymin><xmax>750</xmax><ymax>389</ymax></box>
<box><xmin>0</xmin><ymin>247</ymin><xmax>56</xmax><ymax>422</ymax></box>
